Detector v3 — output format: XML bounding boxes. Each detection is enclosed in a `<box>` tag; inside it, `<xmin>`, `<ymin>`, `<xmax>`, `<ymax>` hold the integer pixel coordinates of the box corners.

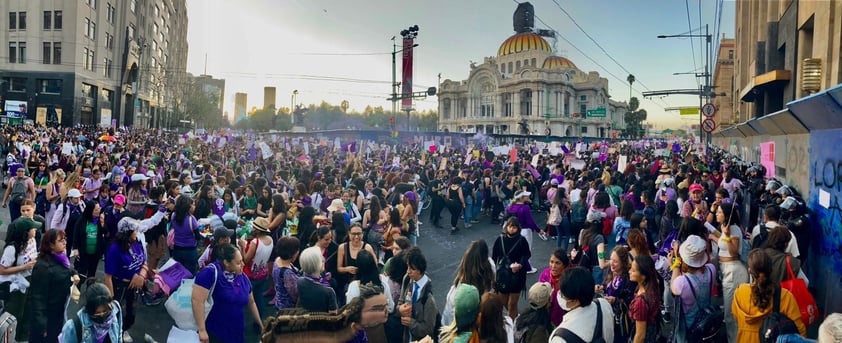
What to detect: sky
<box><xmin>185</xmin><ymin>0</ymin><xmax>735</xmax><ymax>129</ymax></box>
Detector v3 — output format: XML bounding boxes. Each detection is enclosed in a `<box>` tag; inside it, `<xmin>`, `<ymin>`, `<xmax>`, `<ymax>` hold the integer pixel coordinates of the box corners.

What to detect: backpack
<box><xmin>759</xmin><ymin>287</ymin><xmax>800</xmax><ymax>343</ymax></box>
<box><xmin>416</xmin><ymin>283</ymin><xmax>443</xmax><ymax>343</ymax></box>
<box><xmin>9</xmin><ymin>177</ymin><xmax>27</xmax><ymax>205</ymax></box>
<box><xmin>751</xmin><ymin>224</ymin><xmax>769</xmax><ymax>249</ymax></box>
<box><xmin>683</xmin><ymin>268</ymin><xmax>725</xmax><ymax>343</ymax></box>
<box><xmin>552</xmin><ymin>300</ymin><xmax>605</xmax><ymax>343</ymax></box>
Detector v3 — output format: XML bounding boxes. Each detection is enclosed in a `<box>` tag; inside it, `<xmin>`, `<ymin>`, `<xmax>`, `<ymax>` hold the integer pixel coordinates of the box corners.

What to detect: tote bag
<box><xmin>781</xmin><ymin>256</ymin><xmax>818</xmax><ymax>326</ymax></box>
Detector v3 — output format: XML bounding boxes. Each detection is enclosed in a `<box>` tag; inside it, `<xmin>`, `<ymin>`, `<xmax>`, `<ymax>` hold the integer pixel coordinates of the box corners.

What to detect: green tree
<box><xmin>623</xmin><ymin>97</ymin><xmax>648</xmax><ymax>139</ymax></box>
<box><xmin>340</xmin><ymin>100</ymin><xmax>350</xmax><ymax>113</ymax></box>
<box><xmin>174</xmin><ymin>78</ymin><xmax>224</xmax><ymax>129</ymax></box>
<box><xmin>249</xmin><ymin>107</ymin><xmax>275</xmax><ymax>131</ymax></box>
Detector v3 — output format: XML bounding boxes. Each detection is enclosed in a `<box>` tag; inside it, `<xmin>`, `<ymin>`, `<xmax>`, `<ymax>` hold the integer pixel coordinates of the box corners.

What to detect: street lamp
<box><xmin>291</xmin><ymin>89</ymin><xmax>298</xmax><ymax>125</ymax></box>
<box><xmin>658</xmin><ymin>24</ymin><xmax>712</xmax><ymax>146</ymax></box>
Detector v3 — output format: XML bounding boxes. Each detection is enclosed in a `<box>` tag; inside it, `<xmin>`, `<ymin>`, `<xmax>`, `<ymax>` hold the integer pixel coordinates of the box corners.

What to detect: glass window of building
<box><xmin>54</xmin><ymin>11</ymin><xmax>62</xmax><ymax>29</ymax></box>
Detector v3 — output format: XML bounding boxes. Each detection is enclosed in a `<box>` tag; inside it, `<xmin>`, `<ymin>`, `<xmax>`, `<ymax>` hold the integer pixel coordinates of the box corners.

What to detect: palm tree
<box><xmin>627</xmin><ymin>74</ymin><xmax>635</xmax><ymax>100</ymax></box>
<box><xmin>340</xmin><ymin>100</ymin><xmax>350</xmax><ymax>113</ymax></box>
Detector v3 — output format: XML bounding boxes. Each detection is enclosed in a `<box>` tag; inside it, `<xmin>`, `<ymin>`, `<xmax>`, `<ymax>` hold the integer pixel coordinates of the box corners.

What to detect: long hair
<box><xmin>580</xmin><ymin>221</ymin><xmax>603</xmax><ymax>249</ymax></box>
<box><xmin>477</xmin><ymin>293</ymin><xmax>507</xmax><ymax>343</ymax></box>
<box><xmin>271</xmin><ymin>194</ymin><xmax>286</xmax><ymax>216</ymax></box>
<box><xmin>608</xmin><ymin>245</ymin><xmax>632</xmax><ymax>281</ymax></box>
<box><xmin>633</xmin><ymin>254</ymin><xmax>663</xmax><ymax>300</ymax></box>
<box><xmin>719</xmin><ymin>202</ymin><xmax>741</xmax><ymax>228</ymax></box>
<box><xmin>355</xmin><ymin>250</ymin><xmax>379</xmax><ymax>286</ymax></box>
<box><xmin>748</xmin><ymin>249</ymin><xmax>775</xmax><ymax>309</ymax></box>
<box><xmin>368</xmin><ymin>196</ymin><xmax>382</xmax><ymax>226</ymax></box>
<box><xmin>452</xmin><ymin>240</ymin><xmax>495</xmax><ymax>294</ymax></box>
<box><xmin>173</xmin><ymin>194</ymin><xmax>193</xmax><ymax>223</ymax></box>
<box><xmin>388</xmin><ymin>207</ymin><xmax>401</xmax><ymax>228</ymax></box>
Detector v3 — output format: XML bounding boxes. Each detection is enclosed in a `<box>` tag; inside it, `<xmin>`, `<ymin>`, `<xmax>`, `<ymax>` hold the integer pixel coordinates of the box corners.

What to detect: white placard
<box><xmin>62</xmin><ymin>142</ymin><xmax>73</xmax><ymax>155</ymax></box>
<box><xmin>259</xmin><ymin>142</ymin><xmax>273</xmax><ymax>160</ymax></box>
<box><xmin>618</xmin><ymin>155</ymin><xmax>628</xmax><ymax>172</ymax></box>
<box><xmin>570</xmin><ymin>159</ymin><xmax>586</xmax><ymax>170</ymax></box>
<box><xmin>819</xmin><ymin>189</ymin><xmax>831</xmax><ymax>209</ymax></box>
<box><xmin>303</xmin><ymin>142</ymin><xmax>310</xmax><ymax>155</ymax></box>
<box><xmin>531</xmin><ymin>154</ymin><xmax>539</xmax><ymax>168</ymax></box>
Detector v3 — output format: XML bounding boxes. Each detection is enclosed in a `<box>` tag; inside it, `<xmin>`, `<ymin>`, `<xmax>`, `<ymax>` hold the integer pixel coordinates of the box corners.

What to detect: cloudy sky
<box><xmin>186</xmin><ymin>0</ymin><xmax>735</xmax><ymax>129</ymax></box>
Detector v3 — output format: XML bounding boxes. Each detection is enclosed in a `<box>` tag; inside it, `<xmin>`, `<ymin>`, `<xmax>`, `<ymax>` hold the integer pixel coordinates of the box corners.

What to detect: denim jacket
<box><xmin>60</xmin><ymin>300</ymin><xmax>123</xmax><ymax>343</ymax></box>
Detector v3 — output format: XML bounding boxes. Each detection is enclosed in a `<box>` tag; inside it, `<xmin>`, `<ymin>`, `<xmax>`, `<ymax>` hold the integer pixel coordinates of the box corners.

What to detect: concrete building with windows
<box><xmin>264</xmin><ymin>86</ymin><xmax>276</xmax><ymax>109</ymax></box>
<box><xmin>438</xmin><ymin>3</ymin><xmax>627</xmax><ymax>138</ymax></box>
<box><xmin>192</xmin><ymin>73</ymin><xmax>225</xmax><ymax>122</ymax></box>
<box><xmin>0</xmin><ymin>0</ymin><xmax>188</xmax><ymax>128</ymax></box>
<box><xmin>712</xmin><ymin>35</ymin><xmax>736</xmax><ymax>130</ymax></box>
<box><xmin>733</xmin><ymin>0</ymin><xmax>842</xmax><ymax>122</ymax></box>
<box><xmin>234</xmin><ymin>92</ymin><xmax>248</xmax><ymax>123</ymax></box>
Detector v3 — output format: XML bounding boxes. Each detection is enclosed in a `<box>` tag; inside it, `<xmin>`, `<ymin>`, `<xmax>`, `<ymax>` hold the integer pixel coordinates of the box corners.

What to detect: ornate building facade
<box><xmin>438</xmin><ymin>5</ymin><xmax>628</xmax><ymax>138</ymax></box>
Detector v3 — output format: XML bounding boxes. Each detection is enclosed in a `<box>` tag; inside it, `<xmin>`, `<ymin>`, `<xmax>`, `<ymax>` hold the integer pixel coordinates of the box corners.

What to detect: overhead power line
<box><xmin>685</xmin><ymin>0</ymin><xmax>700</xmax><ymax>89</ymax></box>
<box><xmin>547</xmin><ymin>0</ymin><xmax>654</xmax><ymax>91</ymax></box>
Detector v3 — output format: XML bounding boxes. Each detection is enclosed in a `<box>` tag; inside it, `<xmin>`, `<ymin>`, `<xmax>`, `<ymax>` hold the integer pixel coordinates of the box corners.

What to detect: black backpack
<box><xmin>683</xmin><ymin>269</ymin><xmax>725</xmax><ymax>343</ymax></box>
<box><xmin>759</xmin><ymin>287</ymin><xmax>800</xmax><ymax>343</ymax></box>
<box><xmin>553</xmin><ymin>300</ymin><xmax>606</xmax><ymax>343</ymax></box>
<box><xmin>752</xmin><ymin>224</ymin><xmax>769</xmax><ymax>249</ymax></box>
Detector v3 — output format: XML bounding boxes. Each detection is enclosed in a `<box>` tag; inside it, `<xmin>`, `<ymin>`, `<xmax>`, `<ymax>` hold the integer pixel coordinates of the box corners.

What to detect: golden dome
<box><xmin>542</xmin><ymin>56</ymin><xmax>577</xmax><ymax>69</ymax></box>
<box><xmin>498</xmin><ymin>32</ymin><xmax>552</xmax><ymax>57</ymax></box>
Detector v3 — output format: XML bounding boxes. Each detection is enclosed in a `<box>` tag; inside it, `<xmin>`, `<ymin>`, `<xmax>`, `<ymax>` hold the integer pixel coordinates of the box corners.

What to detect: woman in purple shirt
<box><xmin>192</xmin><ymin>243</ymin><xmax>262</xmax><ymax>343</ymax></box>
<box><xmin>170</xmin><ymin>195</ymin><xmax>199</xmax><ymax>275</ymax></box>
<box><xmin>104</xmin><ymin>211</ymin><xmax>165</xmax><ymax>343</ymax></box>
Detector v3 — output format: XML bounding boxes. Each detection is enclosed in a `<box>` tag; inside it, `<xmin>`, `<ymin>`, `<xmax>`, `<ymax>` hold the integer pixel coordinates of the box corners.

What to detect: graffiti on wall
<box><xmin>808</xmin><ymin>129</ymin><xmax>842</xmax><ymax>314</ymax></box>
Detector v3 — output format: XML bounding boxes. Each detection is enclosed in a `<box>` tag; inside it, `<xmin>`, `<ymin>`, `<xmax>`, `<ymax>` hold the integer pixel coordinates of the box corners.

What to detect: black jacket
<box><xmin>73</xmin><ymin>218</ymin><xmax>107</xmax><ymax>256</ymax></box>
<box><xmin>29</xmin><ymin>254</ymin><xmax>76</xmax><ymax>336</ymax></box>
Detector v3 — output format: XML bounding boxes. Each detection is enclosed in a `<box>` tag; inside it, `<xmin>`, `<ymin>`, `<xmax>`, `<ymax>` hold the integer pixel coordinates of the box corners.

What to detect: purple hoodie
<box><xmin>506</xmin><ymin>203</ymin><xmax>540</xmax><ymax>232</ymax></box>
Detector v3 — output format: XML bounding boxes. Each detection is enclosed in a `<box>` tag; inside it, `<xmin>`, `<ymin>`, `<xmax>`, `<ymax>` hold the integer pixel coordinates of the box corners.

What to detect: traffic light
<box><xmin>389</xmin><ymin>117</ymin><xmax>395</xmax><ymax>130</ymax></box>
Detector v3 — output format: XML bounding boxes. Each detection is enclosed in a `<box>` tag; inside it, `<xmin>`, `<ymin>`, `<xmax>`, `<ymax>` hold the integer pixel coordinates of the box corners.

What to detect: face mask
<box><xmin>558</xmin><ymin>294</ymin><xmax>573</xmax><ymax>311</ymax></box>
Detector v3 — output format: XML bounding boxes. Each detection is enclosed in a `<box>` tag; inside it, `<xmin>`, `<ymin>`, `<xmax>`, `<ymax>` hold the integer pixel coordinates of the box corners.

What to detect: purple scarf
<box><xmin>53</xmin><ymin>253</ymin><xmax>71</xmax><ymax>269</ymax></box>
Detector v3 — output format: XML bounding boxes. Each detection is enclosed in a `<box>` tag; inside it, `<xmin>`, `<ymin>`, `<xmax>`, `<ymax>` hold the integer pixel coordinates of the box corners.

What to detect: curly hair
<box><xmin>627</xmin><ymin>229</ymin><xmax>651</xmax><ymax>256</ymax></box>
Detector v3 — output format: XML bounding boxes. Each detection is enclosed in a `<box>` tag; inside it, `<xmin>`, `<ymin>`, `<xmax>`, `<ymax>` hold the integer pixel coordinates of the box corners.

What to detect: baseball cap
<box><xmin>213</xmin><ymin>227</ymin><xmax>236</xmax><ymax>241</ymax></box>
<box><xmin>528</xmin><ymin>282</ymin><xmax>553</xmax><ymax>310</ymax></box>
<box><xmin>113</xmin><ymin>194</ymin><xmax>126</xmax><ymax>206</ymax></box>
<box><xmin>67</xmin><ymin>189</ymin><xmax>83</xmax><ymax>198</ymax></box>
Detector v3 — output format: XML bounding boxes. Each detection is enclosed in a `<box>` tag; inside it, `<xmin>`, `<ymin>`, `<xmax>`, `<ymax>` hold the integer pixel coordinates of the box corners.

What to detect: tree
<box><xmin>249</xmin><ymin>107</ymin><xmax>275</xmax><ymax>131</ymax></box>
<box><xmin>174</xmin><ymin>78</ymin><xmax>224</xmax><ymax>129</ymax></box>
<box><xmin>340</xmin><ymin>100</ymin><xmax>349</xmax><ymax>113</ymax></box>
<box><xmin>627</xmin><ymin>74</ymin><xmax>635</xmax><ymax>100</ymax></box>
<box><xmin>623</xmin><ymin>97</ymin><xmax>648</xmax><ymax>139</ymax></box>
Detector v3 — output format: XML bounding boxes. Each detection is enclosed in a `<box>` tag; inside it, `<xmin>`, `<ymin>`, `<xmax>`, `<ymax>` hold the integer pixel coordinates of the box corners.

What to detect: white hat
<box><xmin>679</xmin><ymin>235</ymin><xmax>709</xmax><ymax>268</ymax></box>
<box><xmin>514</xmin><ymin>191</ymin><xmax>531</xmax><ymax>200</ymax></box>
<box><xmin>586</xmin><ymin>210</ymin><xmax>606</xmax><ymax>223</ymax></box>
<box><xmin>67</xmin><ymin>189</ymin><xmax>83</xmax><ymax>198</ymax></box>
<box><xmin>326</xmin><ymin>199</ymin><xmax>345</xmax><ymax>213</ymax></box>
<box><xmin>131</xmin><ymin>173</ymin><xmax>149</xmax><ymax>182</ymax></box>
<box><xmin>146</xmin><ymin>170</ymin><xmax>157</xmax><ymax>178</ymax></box>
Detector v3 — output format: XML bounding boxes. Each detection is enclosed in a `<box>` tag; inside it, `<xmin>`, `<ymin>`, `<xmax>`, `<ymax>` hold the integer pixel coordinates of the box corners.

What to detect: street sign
<box><xmin>702</xmin><ymin>103</ymin><xmax>716</xmax><ymax>117</ymax></box>
<box><xmin>586</xmin><ymin>108</ymin><xmax>606</xmax><ymax>117</ymax></box>
<box><xmin>702</xmin><ymin>118</ymin><xmax>717</xmax><ymax>133</ymax></box>
<box><xmin>679</xmin><ymin>107</ymin><xmax>700</xmax><ymax>116</ymax></box>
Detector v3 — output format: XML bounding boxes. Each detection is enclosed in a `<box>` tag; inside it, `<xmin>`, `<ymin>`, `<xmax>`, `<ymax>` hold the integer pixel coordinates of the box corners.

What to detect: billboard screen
<box><xmin>4</xmin><ymin>100</ymin><xmax>27</xmax><ymax>118</ymax></box>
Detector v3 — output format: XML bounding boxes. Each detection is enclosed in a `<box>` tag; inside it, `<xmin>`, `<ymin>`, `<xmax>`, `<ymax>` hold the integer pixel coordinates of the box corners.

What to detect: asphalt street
<box><xmin>0</xmin><ymin>204</ymin><xmax>556</xmax><ymax>342</ymax></box>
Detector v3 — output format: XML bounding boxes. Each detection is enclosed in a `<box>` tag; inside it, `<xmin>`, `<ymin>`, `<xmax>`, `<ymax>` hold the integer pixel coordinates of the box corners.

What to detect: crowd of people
<box><xmin>0</xmin><ymin>124</ymin><xmax>840</xmax><ymax>343</ymax></box>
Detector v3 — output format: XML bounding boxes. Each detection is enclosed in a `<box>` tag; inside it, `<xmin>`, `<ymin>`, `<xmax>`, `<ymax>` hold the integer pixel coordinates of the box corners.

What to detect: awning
<box><xmin>739</xmin><ymin>69</ymin><xmax>792</xmax><ymax>102</ymax></box>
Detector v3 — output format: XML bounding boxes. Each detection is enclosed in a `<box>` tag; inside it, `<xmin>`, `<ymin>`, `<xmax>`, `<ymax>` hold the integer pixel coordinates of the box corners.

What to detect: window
<box><xmin>152</xmin><ymin>40</ymin><xmax>158</xmax><ymax>52</ymax></box>
<box><xmin>153</xmin><ymin>23</ymin><xmax>158</xmax><ymax>36</ymax></box>
<box><xmin>18</xmin><ymin>12</ymin><xmax>26</xmax><ymax>30</ymax></box>
<box><xmin>130</xmin><ymin>0</ymin><xmax>136</xmax><ymax>12</ymax></box>
<box><xmin>128</xmin><ymin>24</ymin><xmax>135</xmax><ymax>39</ymax></box>
<box><xmin>105</xmin><ymin>32</ymin><xmax>113</xmax><ymax>50</ymax></box>
<box><xmin>508</xmin><ymin>62</ymin><xmax>513</xmax><ymax>74</ymax></box>
<box><xmin>580</xmin><ymin>126</ymin><xmax>588</xmax><ymax>134</ymax></box>
<box><xmin>83</xmin><ymin>48</ymin><xmax>95</xmax><ymax>71</ymax></box>
<box><xmin>500</xmin><ymin>65</ymin><xmax>505</xmax><ymax>74</ymax></box>
<box><xmin>84</xmin><ymin>18</ymin><xmax>90</xmax><ymax>38</ymax></box>
<box><xmin>579</xmin><ymin>95</ymin><xmax>587</xmax><ymax>102</ymax></box>
<box><xmin>54</xmin><ymin>11</ymin><xmax>62</xmax><ymax>29</ymax></box>
<box><xmin>154</xmin><ymin>5</ymin><xmax>160</xmax><ymax>17</ymax></box>
<box><xmin>531</xmin><ymin>58</ymin><xmax>536</xmax><ymax>66</ymax></box>
<box><xmin>43</xmin><ymin>11</ymin><xmax>51</xmax><ymax>30</ymax></box>
<box><xmin>53</xmin><ymin>42</ymin><xmax>61</xmax><ymax>64</ymax></box>
<box><xmin>579</xmin><ymin>103</ymin><xmax>587</xmax><ymax>114</ymax></box>
<box><xmin>516</xmin><ymin>61</ymin><xmax>521</xmax><ymax>70</ymax></box>
<box><xmin>90</xmin><ymin>21</ymin><xmax>96</xmax><ymax>39</ymax></box>
<box><xmin>9</xmin><ymin>12</ymin><xmax>15</xmax><ymax>30</ymax></box>
<box><xmin>8</xmin><ymin>42</ymin><xmax>16</xmax><ymax>63</ymax></box>
<box><xmin>3</xmin><ymin>77</ymin><xmax>27</xmax><ymax>92</ymax></box>
<box><xmin>18</xmin><ymin>42</ymin><xmax>26</xmax><ymax>64</ymax></box>
<box><xmin>87</xmin><ymin>0</ymin><xmax>97</xmax><ymax>9</ymax></box>
<box><xmin>43</xmin><ymin>42</ymin><xmax>51</xmax><ymax>64</ymax></box>
<box><xmin>103</xmin><ymin>58</ymin><xmax>112</xmax><ymax>78</ymax></box>
<box><xmin>39</xmin><ymin>79</ymin><xmax>62</xmax><ymax>94</ymax></box>
<box><xmin>728</xmin><ymin>49</ymin><xmax>734</xmax><ymax>60</ymax></box>
<box><xmin>106</xmin><ymin>3</ymin><xmax>115</xmax><ymax>23</ymax></box>
<box><xmin>520</xmin><ymin>89</ymin><xmax>532</xmax><ymax>116</ymax></box>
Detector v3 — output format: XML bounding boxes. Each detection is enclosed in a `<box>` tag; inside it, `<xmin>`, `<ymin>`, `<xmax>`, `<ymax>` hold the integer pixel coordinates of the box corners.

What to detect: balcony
<box><xmin>740</xmin><ymin>69</ymin><xmax>791</xmax><ymax>102</ymax></box>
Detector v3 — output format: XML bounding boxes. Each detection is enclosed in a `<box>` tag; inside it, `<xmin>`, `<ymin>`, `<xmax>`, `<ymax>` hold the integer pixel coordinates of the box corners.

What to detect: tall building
<box><xmin>263</xmin><ymin>86</ymin><xmax>276</xmax><ymax>109</ymax></box>
<box><xmin>234</xmin><ymin>92</ymin><xmax>248</xmax><ymax>122</ymax></box>
<box><xmin>0</xmin><ymin>0</ymin><xmax>188</xmax><ymax>128</ymax></box>
<box><xmin>438</xmin><ymin>3</ymin><xmax>627</xmax><ymax>137</ymax></box>
<box><xmin>733</xmin><ymin>0</ymin><xmax>842</xmax><ymax>122</ymax></box>
<box><xmin>712</xmin><ymin>35</ymin><xmax>736</xmax><ymax>130</ymax></box>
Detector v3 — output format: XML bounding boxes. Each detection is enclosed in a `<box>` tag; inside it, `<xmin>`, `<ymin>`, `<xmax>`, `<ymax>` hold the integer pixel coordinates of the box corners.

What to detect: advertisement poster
<box><xmin>4</xmin><ymin>100</ymin><xmax>27</xmax><ymax>118</ymax></box>
<box><xmin>760</xmin><ymin>141</ymin><xmax>776</xmax><ymax>178</ymax></box>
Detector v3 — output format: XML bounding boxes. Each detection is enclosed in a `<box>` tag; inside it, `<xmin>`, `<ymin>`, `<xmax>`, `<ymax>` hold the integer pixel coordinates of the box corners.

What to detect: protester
<box><xmin>170</xmin><ymin>194</ymin><xmax>200</xmax><ymax>275</ymax></box>
<box><xmin>71</xmin><ymin>201</ymin><xmax>106</xmax><ymax>279</ymax></box>
<box><xmin>297</xmin><ymin>246</ymin><xmax>338</xmax><ymax>313</ymax></box>
<box><xmin>439</xmin><ymin>284</ymin><xmax>480</xmax><ymax>343</ymax></box>
<box><xmin>537</xmin><ymin>247</ymin><xmax>570</xmax><ymax>326</ymax></box>
<box><xmin>193</xmin><ymin>243</ymin><xmax>263</xmax><ymax>343</ymax></box>
<box><xmin>29</xmin><ymin>229</ymin><xmax>81</xmax><ymax>342</ymax></box>
<box><xmin>549</xmin><ymin>267</ymin><xmax>614</xmax><ymax>342</ymax></box>
<box><xmin>272</xmin><ymin>236</ymin><xmax>301</xmax><ymax>310</ymax></box>
<box><xmin>0</xmin><ymin>217</ymin><xmax>41</xmax><ymax>342</ymax></box>
<box><xmin>514</xmin><ymin>282</ymin><xmax>553</xmax><ymax>343</ymax></box>
<box><xmin>244</xmin><ymin>216</ymin><xmax>274</xmax><ymax>317</ymax></box>
<box><xmin>442</xmin><ymin>240</ymin><xmax>495</xmax><ymax>327</ymax></box>
<box><xmin>492</xmin><ymin>217</ymin><xmax>531</xmax><ymax>320</ymax></box>
<box><xmin>60</xmin><ymin>281</ymin><xmax>123</xmax><ymax>343</ymax></box>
